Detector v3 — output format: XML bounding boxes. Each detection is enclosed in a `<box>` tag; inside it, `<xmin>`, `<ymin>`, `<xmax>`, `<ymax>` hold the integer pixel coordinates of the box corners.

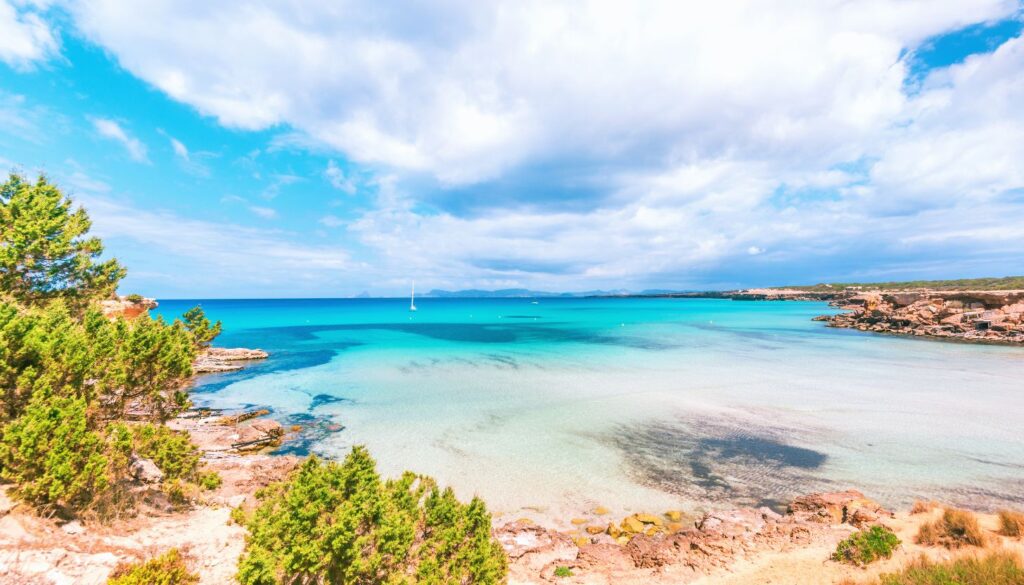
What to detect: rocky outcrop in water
<box><xmin>819</xmin><ymin>291</ymin><xmax>1024</xmax><ymax>344</ymax></box>
<box><xmin>192</xmin><ymin>347</ymin><xmax>269</xmax><ymax>373</ymax></box>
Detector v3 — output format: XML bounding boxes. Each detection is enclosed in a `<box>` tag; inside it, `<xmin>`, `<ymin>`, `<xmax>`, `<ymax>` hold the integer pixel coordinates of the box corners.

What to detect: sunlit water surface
<box><xmin>155</xmin><ymin>298</ymin><xmax>1024</xmax><ymax>521</ymax></box>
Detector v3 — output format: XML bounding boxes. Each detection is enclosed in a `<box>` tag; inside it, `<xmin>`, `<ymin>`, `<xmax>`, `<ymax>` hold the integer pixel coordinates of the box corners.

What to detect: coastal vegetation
<box><xmin>916</xmin><ymin>508</ymin><xmax>987</xmax><ymax>549</ymax></box>
<box><xmin>1002</xmin><ymin>509</ymin><xmax>1024</xmax><ymax>538</ymax></box>
<box><xmin>106</xmin><ymin>548</ymin><xmax>199</xmax><ymax>585</ymax></box>
<box><xmin>235</xmin><ymin>448</ymin><xmax>507</xmax><ymax>585</ymax></box>
<box><xmin>864</xmin><ymin>551</ymin><xmax>1024</xmax><ymax>585</ymax></box>
<box><xmin>832</xmin><ymin>525</ymin><xmax>901</xmax><ymax>565</ymax></box>
<box><xmin>0</xmin><ymin>173</ymin><xmax>220</xmax><ymax>518</ymax></box>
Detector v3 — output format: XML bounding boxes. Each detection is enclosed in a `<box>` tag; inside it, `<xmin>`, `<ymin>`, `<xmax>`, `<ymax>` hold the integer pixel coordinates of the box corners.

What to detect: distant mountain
<box><xmin>422</xmin><ymin>288</ymin><xmax>683</xmax><ymax>298</ymax></box>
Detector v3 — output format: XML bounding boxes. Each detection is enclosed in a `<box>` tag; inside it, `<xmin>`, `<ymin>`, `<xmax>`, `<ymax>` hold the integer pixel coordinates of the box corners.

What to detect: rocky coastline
<box><xmin>815</xmin><ymin>290</ymin><xmax>1024</xmax><ymax>344</ymax></box>
<box><xmin>4</xmin><ymin>399</ymin><xmax>1024</xmax><ymax>584</ymax></box>
<box><xmin>698</xmin><ymin>287</ymin><xmax>1024</xmax><ymax>344</ymax></box>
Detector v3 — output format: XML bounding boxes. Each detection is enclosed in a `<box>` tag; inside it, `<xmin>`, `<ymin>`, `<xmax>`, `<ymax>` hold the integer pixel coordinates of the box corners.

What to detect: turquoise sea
<box><xmin>155</xmin><ymin>297</ymin><xmax>1024</xmax><ymax>522</ymax></box>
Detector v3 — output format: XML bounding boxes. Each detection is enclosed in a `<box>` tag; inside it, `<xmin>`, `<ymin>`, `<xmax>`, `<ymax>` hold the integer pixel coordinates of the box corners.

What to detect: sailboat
<box><xmin>409</xmin><ymin>282</ymin><xmax>417</xmax><ymax>312</ymax></box>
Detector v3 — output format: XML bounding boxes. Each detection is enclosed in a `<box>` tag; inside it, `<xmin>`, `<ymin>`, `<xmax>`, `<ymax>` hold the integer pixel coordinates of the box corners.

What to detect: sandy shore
<box><xmin>4</xmin><ymin>418</ymin><xmax>1022</xmax><ymax>585</ymax></box>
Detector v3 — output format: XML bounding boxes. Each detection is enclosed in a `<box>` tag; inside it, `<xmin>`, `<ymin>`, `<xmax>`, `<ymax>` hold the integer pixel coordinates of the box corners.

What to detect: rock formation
<box><xmin>192</xmin><ymin>347</ymin><xmax>269</xmax><ymax>373</ymax></box>
<box><xmin>496</xmin><ymin>489</ymin><xmax>891</xmax><ymax>583</ymax></box>
<box><xmin>100</xmin><ymin>295</ymin><xmax>158</xmax><ymax>319</ymax></box>
<box><xmin>820</xmin><ymin>291</ymin><xmax>1024</xmax><ymax>343</ymax></box>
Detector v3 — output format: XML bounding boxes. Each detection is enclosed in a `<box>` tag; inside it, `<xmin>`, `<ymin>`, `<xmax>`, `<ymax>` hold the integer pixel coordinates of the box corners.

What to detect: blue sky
<box><xmin>1</xmin><ymin>1</ymin><xmax>1023</xmax><ymax>297</ymax></box>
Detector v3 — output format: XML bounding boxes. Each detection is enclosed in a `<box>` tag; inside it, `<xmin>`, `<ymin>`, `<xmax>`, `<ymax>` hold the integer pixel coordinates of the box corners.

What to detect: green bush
<box><xmin>236</xmin><ymin>447</ymin><xmax>508</xmax><ymax>585</ymax></box>
<box><xmin>130</xmin><ymin>423</ymin><xmax>201</xmax><ymax>481</ymax></box>
<box><xmin>124</xmin><ymin>294</ymin><xmax>144</xmax><ymax>303</ymax></box>
<box><xmin>0</xmin><ymin>391</ymin><xmax>130</xmax><ymax>515</ymax></box>
<box><xmin>107</xmin><ymin>548</ymin><xmax>199</xmax><ymax>585</ymax></box>
<box><xmin>0</xmin><ymin>300</ymin><xmax>196</xmax><ymax>424</ymax></box>
<box><xmin>873</xmin><ymin>551</ymin><xmax>1024</xmax><ymax>585</ymax></box>
<box><xmin>554</xmin><ymin>566</ymin><xmax>573</xmax><ymax>577</ymax></box>
<box><xmin>832</xmin><ymin>525</ymin><xmax>901</xmax><ymax>566</ymax></box>
<box><xmin>198</xmin><ymin>470</ymin><xmax>222</xmax><ymax>491</ymax></box>
<box><xmin>0</xmin><ymin>173</ymin><xmax>222</xmax><ymax>520</ymax></box>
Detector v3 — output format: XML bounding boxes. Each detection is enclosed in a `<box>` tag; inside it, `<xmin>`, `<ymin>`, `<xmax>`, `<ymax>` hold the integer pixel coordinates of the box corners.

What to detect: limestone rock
<box><xmin>130</xmin><ymin>455</ymin><xmax>164</xmax><ymax>484</ymax></box>
<box><xmin>787</xmin><ymin>489</ymin><xmax>890</xmax><ymax>527</ymax></box>
<box><xmin>193</xmin><ymin>347</ymin><xmax>269</xmax><ymax>374</ymax></box>
<box><xmin>233</xmin><ymin>419</ymin><xmax>284</xmax><ymax>451</ymax></box>
<box><xmin>100</xmin><ymin>296</ymin><xmax>158</xmax><ymax>320</ymax></box>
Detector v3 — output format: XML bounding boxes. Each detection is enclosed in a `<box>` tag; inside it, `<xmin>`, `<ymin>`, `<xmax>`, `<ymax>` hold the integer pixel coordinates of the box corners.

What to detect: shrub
<box><xmin>0</xmin><ymin>300</ymin><xmax>196</xmax><ymax>424</ymax></box>
<box><xmin>124</xmin><ymin>294</ymin><xmax>144</xmax><ymax>303</ymax></box>
<box><xmin>554</xmin><ymin>566</ymin><xmax>573</xmax><ymax>577</ymax></box>
<box><xmin>130</xmin><ymin>424</ymin><xmax>201</xmax><ymax>481</ymax></box>
<box><xmin>833</xmin><ymin>525</ymin><xmax>901</xmax><ymax>566</ymax></box>
<box><xmin>236</xmin><ymin>447</ymin><xmax>508</xmax><ymax>585</ymax></box>
<box><xmin>0</xmin><ymin>392</ymin><xmax>126</xmax><ymax>514</ymax></box>
<box><xmin>1000</xmin><ymin>509</ymin><xmax>1024</xmax><ymax>538</ymax></box>
<box><xmin>874</xmin><ymin>551</ymin><xmax>1024</xmax><ymax>585</ymax></box>
<box><xmin>198</xmin><ymin>471</ymin><xmax>222</xmax><ymax>491</ymax></box>
<box><xmin>107</xmin><ymin>548</ymin><xmax>199</xmax><ymax>585</ymax></box>
<box><xmin>916</xmin><ymin>508</ymin><xmax>987</xmax><ymax>548</ymax></box>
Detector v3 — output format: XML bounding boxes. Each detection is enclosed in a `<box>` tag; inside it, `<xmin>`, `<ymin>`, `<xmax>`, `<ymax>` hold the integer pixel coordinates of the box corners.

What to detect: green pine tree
<box><xmin>0</xmin><ymin>174</ymin><xmax>126</xmax><ymax>306</ymax></box>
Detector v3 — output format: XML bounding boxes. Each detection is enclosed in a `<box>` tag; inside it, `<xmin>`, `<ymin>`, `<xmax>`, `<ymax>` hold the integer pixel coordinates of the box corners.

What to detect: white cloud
<box><xmin>0</xmin><ymin>0</ymin><xmax>58</xmax><ymax>70</ymax></box>
<box><xmin>75</xmin><ymin>192</ymin><xmax>355</xmax><ymax>296</ymax></box>
<box><xmin>91</xmin><ymin>117</ymin><xmax>149</xmax><ymax>163</ymax></box>
<box><xmin>324</xmin><ymin>160</ymin><xmax>355</xmax><ymax>194</ymax></box>
<box><xmin>248</xmin><ymin>205</ymin><xmax>277</xmax><ymax>219</ymax></box>
<box><xmin>319</xmin><ymin>214</ymin><xmax>344</xmax><ymax>228</ymax></box>
<box><xmin>31</xmin><ymin>1</ymin><xmax>1024</xmax><ymax>291</ymax></box>
<box><xmin>64</xmin><ymin>0</ymin><xmax>1017</xmax><ymax>186</ymax></box>
<box><xmin>169</xmin><ymin>136</ymin><xmax>188</xmax><ymax>160</ymax></box>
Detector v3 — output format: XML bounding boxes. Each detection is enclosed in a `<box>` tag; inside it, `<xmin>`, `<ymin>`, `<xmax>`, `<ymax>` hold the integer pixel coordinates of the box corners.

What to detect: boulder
<box><xmin>130</xmin><ymin>455</ymin><xmax>164</xmax><ymax>484</ymax></box>
<box><xmin>233</xmin><ymin>419</ymin><xmax>284</xmax><ymax>451</ymax></box>
<box><xmin>494</xmin><ymin>521</ymin><xmax>576</xmax><ymax>571</ymax></box>
<box><xmin>787</xmin><ymin>489</ymin><xmax>890</xmax><ymax>526</ymax></box>
<box><xmin>697</xmin><ymin>507</ymin><xmax>780</xmax><ymax>538</ymax></box>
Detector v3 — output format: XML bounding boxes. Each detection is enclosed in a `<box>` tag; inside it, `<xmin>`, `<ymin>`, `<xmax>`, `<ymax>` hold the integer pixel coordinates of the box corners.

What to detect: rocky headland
<box><xmin>705</xmin><ymin>285</ymin><xmax>1024</xmax><ymax>344</ymax></box>
<box><xmin>815</xmin><ymin>290</ymin><xmax>1024</xmax><ymax>344</ymax></box>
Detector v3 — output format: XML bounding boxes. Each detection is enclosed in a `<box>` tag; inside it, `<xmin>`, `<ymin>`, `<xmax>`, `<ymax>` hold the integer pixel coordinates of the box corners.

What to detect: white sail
<box><xmin>410</xmin><ymin>281</ymin><xmax>417</xmax><ymax>311</ymax></box>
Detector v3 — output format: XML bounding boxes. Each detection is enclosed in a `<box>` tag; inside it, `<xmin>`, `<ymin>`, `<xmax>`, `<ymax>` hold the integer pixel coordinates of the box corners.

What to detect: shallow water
<box><xmin>156</xmin><ymin>297</ymin><xmax>1024</xmax><ymax>520</ymax></box>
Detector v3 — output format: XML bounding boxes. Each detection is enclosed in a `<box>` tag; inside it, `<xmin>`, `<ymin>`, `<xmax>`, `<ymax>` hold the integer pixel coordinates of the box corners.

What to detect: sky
<box><xmin>1</xmin><ymin>1</ymin><xmax>1023</xmax><ymax>298</ymax></box>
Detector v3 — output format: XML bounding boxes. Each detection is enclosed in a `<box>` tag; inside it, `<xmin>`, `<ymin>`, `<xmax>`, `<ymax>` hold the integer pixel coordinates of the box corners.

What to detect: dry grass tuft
<box><xmin>910</xmin><ymin>500</ymin><xmax>940</xmax><ymax>515</ymax></box>
<box><xmin>916</xmin><ymin>508</ymin><xmax>987</xmax><ymax>549</ymax></box>
<box><xmin>1000</xmin><ymin>509</ymin><xmax>1024</xmax><ymax>538</ymax></box>
<box><xmin>874</xmin><ymin>551</ymin><xmax>1024</xmax><ymax>585</ymax></box>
